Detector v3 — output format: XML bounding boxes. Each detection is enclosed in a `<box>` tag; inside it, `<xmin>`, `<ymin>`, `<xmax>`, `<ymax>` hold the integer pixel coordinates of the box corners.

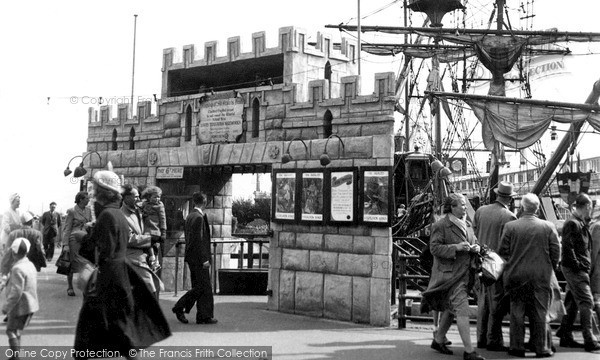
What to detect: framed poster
<box><xmin>300</xmin><ymin>170</ymin><xmax>324</xmax><ymax>223</ymax></box>
<box><xmin>325</xmin><ymin>168</ymin><xmax>358</xmax><ymax>225</ymax></box>
<box><xmin>360</xmin><ymin>167</ymin><xmax>393</xmax><ymax>226</ymax></box>
<box><xmin>272</xmin><ymin>170</ymin><xmax>298</xmax><ymax>222</ymax></box>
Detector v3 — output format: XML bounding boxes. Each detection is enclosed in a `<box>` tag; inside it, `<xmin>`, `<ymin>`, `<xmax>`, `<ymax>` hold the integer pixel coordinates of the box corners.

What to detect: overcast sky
<box><xmin>1</xmin><ymin>0</ymin><xmax>598</xmax><ymax>214</ymax></box>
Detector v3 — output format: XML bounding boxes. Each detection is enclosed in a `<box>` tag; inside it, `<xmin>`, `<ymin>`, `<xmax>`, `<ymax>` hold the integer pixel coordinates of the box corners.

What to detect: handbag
<box><xmin>480</xmin><ymin>249</ymin><xmax>505</xmax><ymax>286</ymax></box>
<box><xmin>55</xmin><ymin>249</ymin><xmax>71</xmax><ymax>275</ymax></box>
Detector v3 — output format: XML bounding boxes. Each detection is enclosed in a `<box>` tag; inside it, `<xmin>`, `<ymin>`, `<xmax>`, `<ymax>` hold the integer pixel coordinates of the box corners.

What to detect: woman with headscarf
<box><xmin>62</xmin><ymin>191</ymin><xmax>93</xmax><ymax>296</ymax></box>
<box><xmin>73</xmin><ymin>170</ymin><xmax>170</xmax><ymax>359</ymax></box>
<box><xmin>421</xmin><ymin>193</ymin><xmax>484</xmax><ymax>360</ymax></box>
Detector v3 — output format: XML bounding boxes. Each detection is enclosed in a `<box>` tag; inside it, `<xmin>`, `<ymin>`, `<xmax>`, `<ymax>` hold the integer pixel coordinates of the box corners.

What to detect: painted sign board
<box><xmin>199</xmin><ymin>98</ymin><xmax>244</xmax><ymax>143</ymax></box>
<box><xmin>156</xmin><ymin>166</ymin><xmax>184</xmax><ymax>179</ymax></box>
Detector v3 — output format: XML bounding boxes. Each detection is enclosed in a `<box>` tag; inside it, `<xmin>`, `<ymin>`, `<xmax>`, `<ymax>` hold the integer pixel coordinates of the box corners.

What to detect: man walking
<box><xmin>40</xmin><ymin>202</ymin><xmax>61</xmax><ymax>262</ymax></box>
<box><xmin>499</xmin><ymin>193</ymin><xmax>560</xmax><ymax>358</ymax></box>
<box><xmin>557</xmin><ymin>193</ymin><xmax>600</xmax><ymax>352</ymax></box>
<box><xmin>172</xmin><ymin>192</ymin><xmax>217</xmax><ymax>325</ymax></box>
<box><xmin>473</xmin><ymin>181</ymin><xmax>516</xmax><ymax>351</ymax></box>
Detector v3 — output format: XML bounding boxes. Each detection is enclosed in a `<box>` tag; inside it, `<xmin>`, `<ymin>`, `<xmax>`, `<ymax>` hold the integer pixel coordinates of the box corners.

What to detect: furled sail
<box><xmin>427</xmin><ymin>91</ymin><xmax>600</xmax><ymax>150</ymax></box>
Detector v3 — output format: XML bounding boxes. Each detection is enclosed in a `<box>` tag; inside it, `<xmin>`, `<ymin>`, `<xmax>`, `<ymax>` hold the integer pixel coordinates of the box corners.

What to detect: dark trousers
<box><xmin>477</xmin><ymin>280</ymin><xmax>509</xmax><ymax>347</ymax></box>
<box><xmin>509</xmin><ymin>282</ymin><xmax>551</xmax><ymax>355</ymax></box>
<box><xmin>43</xmin><ymin>234</ymin><xmax>56</xmax><ymax>260</ymax></box>
<box><xmin>173</xmin><ymin>264</ymin><xmax>214</xmax><ymax>321</ymax></box>
<box><xmin>560</xmin><ymin>266</ymin><xmax>598</xmax><ymax>345</ymax></box>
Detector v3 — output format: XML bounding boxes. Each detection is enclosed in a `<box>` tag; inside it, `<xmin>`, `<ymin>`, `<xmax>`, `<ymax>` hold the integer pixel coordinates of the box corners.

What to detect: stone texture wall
<box><xmin>86</xmin><ymin>46</ymin><xmax>397</xmax><ymax>324</ymax></box>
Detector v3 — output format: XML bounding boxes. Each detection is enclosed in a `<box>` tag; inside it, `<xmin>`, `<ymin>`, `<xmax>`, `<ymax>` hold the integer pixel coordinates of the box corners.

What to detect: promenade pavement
<box><xmin>14</xmin><ymin>261</ymin><xmax>599</xmax><ymax>360</ymax></box>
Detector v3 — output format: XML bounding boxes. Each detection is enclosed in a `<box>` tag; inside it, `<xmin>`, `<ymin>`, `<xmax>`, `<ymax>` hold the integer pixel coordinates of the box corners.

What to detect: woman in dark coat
<box><xmin>421</xmin><ymin>193</ymin><xmax>484</xmax><ymax>360</ymax></box>
<box><xmin>74</xmin><ymin>170</ymin><xmax>170</xmax><ymax>359</ymax></box>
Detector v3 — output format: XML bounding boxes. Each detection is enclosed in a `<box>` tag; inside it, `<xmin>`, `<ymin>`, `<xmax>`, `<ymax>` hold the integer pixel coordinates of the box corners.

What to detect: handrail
<box><xmin>174</xmin><ymin>234</ymin><xmax>272</xmax><ymax>296</ymax></box>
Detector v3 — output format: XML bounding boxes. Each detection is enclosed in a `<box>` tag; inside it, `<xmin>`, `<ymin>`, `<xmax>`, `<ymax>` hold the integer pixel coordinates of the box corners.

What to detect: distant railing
<box><xmin>174</xmin><ymin>231</ymin><xmax>272</xmax><ymax>296</ymax></box>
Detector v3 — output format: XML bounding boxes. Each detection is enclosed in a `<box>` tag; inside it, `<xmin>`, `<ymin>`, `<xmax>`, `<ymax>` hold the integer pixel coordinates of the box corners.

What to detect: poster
<box><xmin>273</xmin><ymin>171</ymin><xmax>296</xmax><ymax>221</ymax></box>
<box><xmin>329</xmin><ymin>170</ymin><xmax>355</xmax><ymax>222</ymax></box>
<box><xmin>301</xmin><ymin>171</ymin><xmax>323</xmax><ymax>222</ymax></box>
<box><xmin>362</xmin><ymin>169</ymin><xmax>390</xmax><ymax>224</ymax></box>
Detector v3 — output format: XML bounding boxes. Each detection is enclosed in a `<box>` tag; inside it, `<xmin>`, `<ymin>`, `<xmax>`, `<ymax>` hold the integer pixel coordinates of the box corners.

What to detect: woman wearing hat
<box><xmin>61</xmin><ymin>191</ymin><xmax>93</xmax><ymax>297</ymax></box>
<box><xmin>73</xmin><ymin>170</ymin><xmax>170</xmax><ymax>359</ymax></box>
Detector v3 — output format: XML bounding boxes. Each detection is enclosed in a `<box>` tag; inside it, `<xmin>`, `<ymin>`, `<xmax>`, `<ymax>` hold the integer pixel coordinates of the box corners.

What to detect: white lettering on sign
<box><xmin>199</xmin><ymin>98</ymin><xmax>244</xmax><ymax>143</ymax></box>
<box><xmin>156</xmin><ymin>167</ymin><xmax>184</xmax><ymax>179</ymax></box>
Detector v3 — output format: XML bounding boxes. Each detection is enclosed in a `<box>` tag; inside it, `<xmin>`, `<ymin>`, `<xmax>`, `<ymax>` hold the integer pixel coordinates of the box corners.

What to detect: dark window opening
<box><xmin>129</xmin><ymin>127</ymin><xmax>135</xmax><ymax>150</ymax></box>
<box><xmin>111</xmin><ymin>129</ymin><xmax>118</xmax><ymax>151</ymax></box>
<box><xmin>323</xmin><ymin>110</ymin><xmax>333</xmax><ymax>138</ymax></box>
<box><xmin>252</xmin><ymin>98</ymin><xmax>260</xmax><ymax>138</ymax></box>
<box><xmin>185</xmin><ymin>105</ymin><xmax>192</xmax><ymax>142</ymax></box>
<box><xmin>325</xmin><ymin>61</ymin><xmax>332</xmax><ymax>98</ymax></box>
<box><xmin>167</xmin><ymin>54</ymin><xmax>284</xmax><ymax>97</ymax></box>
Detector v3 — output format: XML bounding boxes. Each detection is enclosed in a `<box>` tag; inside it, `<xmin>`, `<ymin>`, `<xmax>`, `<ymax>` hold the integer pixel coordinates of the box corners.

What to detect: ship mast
<box><xmin>488</xmin><ymin>0</ymin><xmax>505</xmax><ymax>203</ymax></box>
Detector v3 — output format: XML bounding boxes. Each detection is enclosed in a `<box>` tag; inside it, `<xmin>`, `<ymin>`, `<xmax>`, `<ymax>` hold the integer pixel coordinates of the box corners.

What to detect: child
<box><xmin>140</xmin><ymin>186</ymin><xmax>167</xmax><ymax>272</ymax></box>
<box><xmin>2</xmin><ymin>238</ymin><xmax>38</xmax><ymax>359</ymax></box>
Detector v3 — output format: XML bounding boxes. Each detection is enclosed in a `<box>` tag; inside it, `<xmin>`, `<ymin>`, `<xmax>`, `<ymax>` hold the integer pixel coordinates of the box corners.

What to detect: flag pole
<box><xmin>130</xmin><ymin>14</ymin><xmax>138</xmax><ymax>118</ymax></box>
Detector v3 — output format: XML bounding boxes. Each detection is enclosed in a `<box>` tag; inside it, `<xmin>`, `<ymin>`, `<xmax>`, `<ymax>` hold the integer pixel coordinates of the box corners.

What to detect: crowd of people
<box><xmin>422</xmin><ymin>181</ymin><xmax>600</xmax><ymax>359</ymax></box>
<box><xmin>0</xmin><ymin>169</ymin><xmax>217</xmax><ymax>359</ymax></box>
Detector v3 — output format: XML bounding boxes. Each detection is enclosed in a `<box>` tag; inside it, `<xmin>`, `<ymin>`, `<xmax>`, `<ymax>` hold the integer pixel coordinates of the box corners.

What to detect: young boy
<box><xmin>2</xmin><ymin>238</ymin><xmax>38</xmax><ymax>359</ymax></box>
<box><xmin>140</xmin><ymin>186</ymin><xmax>167</xmax><ymax>272</ymax></box>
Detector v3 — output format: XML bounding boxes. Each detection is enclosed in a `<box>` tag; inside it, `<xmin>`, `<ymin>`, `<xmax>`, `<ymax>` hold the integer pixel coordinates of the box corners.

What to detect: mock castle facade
<box><xmin>85</xmin><ymin>26</ymin><xmax>397</xmax><ymax>325</ymax></box>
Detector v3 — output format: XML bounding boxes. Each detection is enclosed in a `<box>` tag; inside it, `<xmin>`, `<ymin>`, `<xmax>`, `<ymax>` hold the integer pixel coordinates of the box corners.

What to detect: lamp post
<box><xmin>63</xmin><ymin>151</ymin><xmax>103</xmax><ymax>191</ymax></box>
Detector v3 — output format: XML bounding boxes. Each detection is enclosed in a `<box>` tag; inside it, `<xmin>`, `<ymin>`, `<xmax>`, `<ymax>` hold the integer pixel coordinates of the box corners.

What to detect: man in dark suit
<box><xmin>40</xmin><ymin>202</ymin><xmax>61</xmax><ymax>261</ymax></box>
<box><xmin>172</xmin><ymin>192</ymin><xmax>217</xmax><ymax>324</ymax></box>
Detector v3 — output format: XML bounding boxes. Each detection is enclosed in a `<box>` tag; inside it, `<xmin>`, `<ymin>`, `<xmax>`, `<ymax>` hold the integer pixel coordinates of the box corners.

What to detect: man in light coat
<box><xmin>499</xmin><ymin>193</ymin><xmax>560</xmax><ymax>357</ymax></box>
<box><xmin>473</xmin><ymin>181</ymin><xmax>517</xmax><ymax>351</ymax></box>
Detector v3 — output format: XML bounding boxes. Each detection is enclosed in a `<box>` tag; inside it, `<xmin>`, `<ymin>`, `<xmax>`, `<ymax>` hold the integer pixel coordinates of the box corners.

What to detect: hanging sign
<box><xmin>198</xmin><ymin>98</ymin><xmax>244</xmax><ymax>143</ymax></box>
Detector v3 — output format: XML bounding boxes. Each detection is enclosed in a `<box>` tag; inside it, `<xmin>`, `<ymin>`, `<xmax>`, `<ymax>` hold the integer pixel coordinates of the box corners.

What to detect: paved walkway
<box><xmin>17</xmin><ymin>262</ymin><xmax>600</xmax><ymax>360</ymax></box>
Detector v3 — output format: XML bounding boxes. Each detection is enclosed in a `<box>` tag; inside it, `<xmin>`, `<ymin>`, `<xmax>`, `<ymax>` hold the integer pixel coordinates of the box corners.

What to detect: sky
<box><xmin>1</xmin><ymin>0</ymin><xmax>599</xmax><ymax>214</ymax></box>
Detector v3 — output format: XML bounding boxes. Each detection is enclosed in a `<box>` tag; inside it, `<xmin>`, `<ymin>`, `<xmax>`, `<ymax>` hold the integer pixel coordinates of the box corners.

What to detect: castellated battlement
<box><xmin>161</xmin><ymin>26</ymin><xmax>357</xmax><ymax>71</ymax></box>
<box><xmin>87</xmin><ymin>71</ymin><xmax>396</xmax><ymax>147</ymax></box>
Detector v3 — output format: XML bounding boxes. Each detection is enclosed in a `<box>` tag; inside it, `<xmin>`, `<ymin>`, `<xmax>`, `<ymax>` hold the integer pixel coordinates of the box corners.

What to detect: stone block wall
<box><xmin>269</xmin><ymin>224</ymin><xmax>392</xmax><ymax>326</ymax></box>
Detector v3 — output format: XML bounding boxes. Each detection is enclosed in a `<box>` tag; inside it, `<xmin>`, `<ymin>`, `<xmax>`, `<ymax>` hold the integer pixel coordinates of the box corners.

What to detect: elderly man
<box><xmin>1</xmin><ymin>194</ymin><xmax>21</xmax><ymax>251</ymax></box>
<box><xmin>558</xmin><ymin>193</ymin><xmax>600</xmax><ymax>352</ymax></box>
<box><xmin>499</xmin><ymin>193</ymin><xmax>560</xmax><ymax>358</ymax></box>
<box><xmin>473</xmin><ymin>181</ymin><xmax>517</xmax><ymax>351</ymax></box>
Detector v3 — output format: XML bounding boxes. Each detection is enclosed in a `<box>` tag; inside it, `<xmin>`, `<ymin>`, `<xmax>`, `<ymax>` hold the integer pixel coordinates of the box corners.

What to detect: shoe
<box><xmin>487</xmin><ymin>344</ymin><xmax>509</xmax><ymax>352</ymax></box>
<box><xmin>172</xmin><ymin>308</ymin><xmax>188</xmax><ymax>324</ymax></box>
<box><xmin>67</xmin><ymin>288</ymin><xmax>75</xmax><ymax>297</ymax></box>
<box><xmin>196</xmin><ymin>318</ymin><xmax>218</xmax><ymax>324</ymax></box>
<box><xmin>551</xmin><ymin>344</ymin><xmax>556</xmax><ymax>353</ymax></box>
<box><xmin>463</xmin><ymin>351</ymin><xmax>485</xmax><ymax>360</ymax></box>
<box><xmin>433</xmin><ymin>330</ymin><xmax>452</xmax><ymax>345</ymax></box>
<box><xmin>535</xmin><ymin>351</ymin><xmax>554</xmax><ymax>358</ymax></box>
<box><xmin>584</xmin><ymin>342</ymin><xmax>600</xmax><ymax>352</ymax></box>
<box><xmin>476</xmin><ymin>341</ymin><xmax>487</xmax><ymax>349</ymax></box>
<box><xmin>508</xmin><ymin>349</ymin><xmax>526</xmax><ymax>357</ymax></box>
<box><xmin>555</xmin><ymin>327</ymin><xmax>564</xmax><ymax>339</ymax></box>
<box><xmin>431</xmin><ymin>340</ymin><xmax>453</xmax><ymax>355</ymax></box>
<box><xmin>559</xmin><ymin>338</ymin><xmax>584</xmax><ymax>348</ymax></box>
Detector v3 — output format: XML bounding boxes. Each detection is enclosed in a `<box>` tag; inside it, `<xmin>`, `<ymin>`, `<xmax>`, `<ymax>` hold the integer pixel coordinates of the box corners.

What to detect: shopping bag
<box><xmin>55</xmin><ymin>249</ymin><xmax>70</xmax><ymax>275</ymax></box>
<box><xmin>75</xmin><ymin>261</ymin><xmax>96</xmax><ymax>292</ymax></box>
<box><xmin>480</xmin><ymin>250</ymin><xmax>505</xmax><ymax>286</ymax></box>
